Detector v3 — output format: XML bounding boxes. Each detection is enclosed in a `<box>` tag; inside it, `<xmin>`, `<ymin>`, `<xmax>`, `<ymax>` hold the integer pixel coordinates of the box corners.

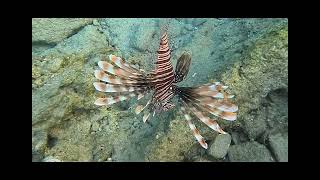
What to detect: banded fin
<box><xmin>206</xmin><ymin>99</ymin><xmax>238</xmax><ymax>112</ymax></box>
<box><xmin>98</xmin><ymin>61</ymin><xmax>142</xmax><ymax>80</ymax></box>
<box><xmin>94</xmin><ymin>70</ymin><xmax>144</xmax><ymax>85</ymax></box>
<box><xmin>93</xmin><ymin>82</ymin><xmax>146</xmax><ymax>93</ymax></box>
<box><xmin>182</xmin><ymin>100</ymin><xmax>226</xmax><ymax>134</ymax></box>
<box><xmin>192</xmin><ymin>86</ymin><xmax>234</xmax><ymax>99</ymax></box>
<box><xmin>108</xmin><ymin>54</ymin><xmax>143</xmax><ymax>75</ymax></box>
<box><xmin>137</xmin><ymin>93</ymin><xmax>144</xmax><ymax>100</ymax></box>
<box><xmin>203</xmin><ymin>105</ymin><xmax>237</xmax><ymax>121</ymax></box>
<box><xmin>135</xmin><ymin>105</ymin><xmax>143</xmax><ymax>114</ymax></box>
<box><xmin>143</xmin><ymin>111</ymin><xmax>151</xmax><ymax>123</ymax></box>
<box><xmin>94</xmin><ymin>93</ymin><xmax>136</xmax><ymax>106</ymax></box>
<box><xmin>182</xmin><ymin>92</ymin><xmax>237</xmax><ymax>121</ymax></box>
<box><xmin>135</xmin><ymin>99</ymin><xmax>151</xmax><ymax>115</ymax></box>
<box><xmin>183</xmin><ymin>93</ymin><xmax>238</xmax><ymax>113</ymax></box>
<box><xmin>180</xmin><ymin>106</ymin><xmax>208</xmax><ymax>149</ymax></box>
<box><xmin>193</xmin><ymin>82</ymin><xmax>228</xmax><ymax>91</ymax></box>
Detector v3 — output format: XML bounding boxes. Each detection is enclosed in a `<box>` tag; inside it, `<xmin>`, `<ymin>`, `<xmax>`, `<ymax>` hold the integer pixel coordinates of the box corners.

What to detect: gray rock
<box><xmin>268</xmin><ymin>133</ymin><xmax>288</xmax><ymax>162</ymax></box>
<box><xmin>231</xmin><ymin>131</ymin><xmax>248</xmax><ymax>145</ymax></box>
<box><xmin>222</xmin><ymin>24</ymin><xmax>288</xmax><ymax>110</ymax></box>
<box><xmin>32</xmin><ymin>130</ymin><xmax>48</xmax><ymax>155</ymax></box>
<box><xmin>32</xmin><ymin>18</ymin><xmax>93</xmax><ymax>44</ymax></box>
<box><xmin>228</xmin><ymin>141</ymin><xmax>274</xmax><ymax>162</ymax></box>
<box><xmin>221</xmin><ymin>25</ymin><xmax>288</xmax><ymax>143</ymax></box>
<box><xmin>184</xmin><ymin>143</ymin><xmax>207</xmax><ymax>161</ymax></box>
<box><xmin>208</xmin><ymin>134</ymin><xmax>231</xmax><ymax>159</ymax></box>
<box><xmin>266</xmin><ymin>89</ymin><xmax>288</xmax><ymax>130</ymax></box>
<box><xmin>243</xmin><ymin>107</ymin><xmax>268</xmax><ymax>140</ymax></box>
<box><xmin>32</xmin><ymin>151</ymin><xmax>44</xmax><ymax>162</ymax></box>
<box><xmin>42</xmin><ymin>25</ymin><xmax>108</xmax><ymax>57</ymax></box>
<box><xmin>191</xmin><ymin>18</ymin><xmax>207</xmax><ymax>27</ymax></box>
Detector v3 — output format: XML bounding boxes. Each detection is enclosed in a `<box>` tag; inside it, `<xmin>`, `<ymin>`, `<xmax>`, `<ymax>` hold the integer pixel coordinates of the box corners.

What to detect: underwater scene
<box><xmin>32</xmin><ymin>18</ymin><xmax>288</xmax><ymax>162</ymax></box>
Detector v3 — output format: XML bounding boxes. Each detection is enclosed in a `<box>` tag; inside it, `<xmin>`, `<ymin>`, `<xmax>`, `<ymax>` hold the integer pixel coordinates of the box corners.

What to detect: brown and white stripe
<box><xmin>94</xmin><ymin>70</ymin><xmax>144</xmax><ymax>85</ymax></box>
<box><xmin>180</xmin><ymin>106</ymin><xmax>208</xmax><ymax>149</ymax></box>
<box><xmin>181</xmin><ymin>100</ymin><xmax>227</xmax><ymax>134</ymax></box>
<box><xmin>94</xmin><ymin>93</ymin><xmax>137</xmax><ymax>106</ymax></box>
<box><xmin>93</xmin><ymin>82</ymin><xmax>147</xmax><ymax>93</ymax></box>
<box><xmin>108</xmin><ymin>54</ymin><xmax>142</xmax><ymax>75</ymax></box>
<box><xmin>181</xmin><ymin>89</ymin><xmax>238</xmax><ymax>113</ymax></box>
<box><xmin>180</xmin><ymin>88</ymin><xmax>237</xmax><ymax>121</ymax></box>
<box><xmin>153</xmin><ymin>32</ymin><xmax>175</xmax><ymax>102</ymax></box>
<box><xmin>98</xmin><ymin>61</ymin><xmax>142</xmax><ymax>80</ymax></box>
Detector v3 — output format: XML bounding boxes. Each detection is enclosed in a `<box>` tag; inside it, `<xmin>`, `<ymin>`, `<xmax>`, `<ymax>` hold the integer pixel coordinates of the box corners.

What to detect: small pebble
<box><xmin>93</xmin><ymin>19</ymin><xmax>99</xmax><ymax>26</ymax></box>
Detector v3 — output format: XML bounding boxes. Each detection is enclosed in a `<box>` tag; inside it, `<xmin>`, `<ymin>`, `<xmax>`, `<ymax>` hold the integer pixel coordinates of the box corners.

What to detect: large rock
<box><xmin>208</xmin><ymin>134</ymin><xmax>231</xmax><ymax>159</ymax></box>
<box><xmin>32</xmin><ymin>25</ymin><xmax>111</xmax><ymax>127</ymax></box>
<box><xmin>32</xmin><ymin>18</ymin><xmax>94</xmax><ymax>44</ymax></box>
<box><xmin>228</xmin><ymin>141</ymin><xmax>274</xmax><ymax>162</ymax></box>
<box><xmin>32</xmin><ymin>130</ymin><xmax>48</xmax><ymax>162</ymax></box>
<box><xmin>146</xmin><ymin>116</ymin><xmax>195</xmax><ymax>162</ymax></box>
<box><xmin>221</xmin><ymin>25</ymin><xmax>288</xmax><ymax>139</ymax></box>
<box><xmin>268</xmin><ymin>133</ymin><xmax>288</xmax><ymax>162</ymax></box>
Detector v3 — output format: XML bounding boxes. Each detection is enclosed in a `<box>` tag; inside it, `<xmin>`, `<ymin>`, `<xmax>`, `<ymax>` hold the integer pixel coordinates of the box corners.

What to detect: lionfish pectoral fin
<box><xmin>143</xmin><ymin>111</ymin><xmax>151</xmax><ymax>123</ymax></box>
<box><xmin>135</xmin><ymin>99</ymin><xmax>151</xmax><ymax>115</ymax></box>
<box><xmin>180</xmin><ymin>106</ymin><xmax>208</xmax><ymax>149</ymax></box>
<box><xmin>135</xmin><ymin>105</ymin><xmax>144</xmax><ymax>114</ymax></box>
<box><xmin>174</xmin><ymin>52</ymin><xmax>192</xmax><ymax>83</ymax></box>
<box><xmin>108</xmin><ymin>54</ymin><xmax>143</xmax><ymax>75</ymax></box>
<box><xmin>98</xmin><ymin>61</ymin><xmax>142</xmax><ymax>80</ymax></box>
<box><xmin>94</xmin><ymin>93</ymin><xmax>137</xmax><ymax>106</ymax></box>
<box><xmin>94</xmin><ymin>70</ymin><xmax>143</xmax><ymax>85</ymax></box>
<box><xmin>137</xmin><ymin>93</ymin><xmax>144</xmax><ymax>100</ymax></box>
<box><xmin>181</xmin><ymin>98</ymin><xmax>227</xmax><ymax>134</ymax></box>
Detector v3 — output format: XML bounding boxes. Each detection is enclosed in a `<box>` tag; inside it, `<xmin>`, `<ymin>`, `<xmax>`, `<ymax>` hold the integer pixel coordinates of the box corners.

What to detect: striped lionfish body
<box><xmin>152</xmin><ymin>32</ymin><xmax>176</xmax><ymax>112</ymax></box>
<box><xmin>93</xmin><ymin>31</ymin><xmax>238</xmax><ymax>149</ymax></box>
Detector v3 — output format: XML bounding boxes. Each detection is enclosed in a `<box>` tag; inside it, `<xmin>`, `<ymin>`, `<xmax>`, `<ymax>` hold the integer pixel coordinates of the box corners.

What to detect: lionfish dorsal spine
<box><xmin>153</xmin><ymin>32</ymin><xmax>176</xmax><ymax>105</ymax></box>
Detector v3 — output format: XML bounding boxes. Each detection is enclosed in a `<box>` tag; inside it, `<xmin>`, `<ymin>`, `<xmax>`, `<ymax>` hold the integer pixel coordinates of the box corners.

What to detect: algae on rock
<box><xmin>221</xmin><ymin>26</ymin><xmax>288</xmax><ymax>140</ymax></box>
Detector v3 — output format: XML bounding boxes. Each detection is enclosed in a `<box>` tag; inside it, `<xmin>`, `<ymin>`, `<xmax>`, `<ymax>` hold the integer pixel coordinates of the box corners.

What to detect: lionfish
<box><xmin>93</xmin><ymin>31</ymin><xmax>238</xmax><ymax>149</ymax></box>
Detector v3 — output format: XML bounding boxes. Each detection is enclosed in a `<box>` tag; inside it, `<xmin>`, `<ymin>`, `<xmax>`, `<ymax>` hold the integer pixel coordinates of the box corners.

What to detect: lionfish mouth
<box><xmin>93</xmin><ymin>31</ymin><xmax>238</xmax><ymax>149</ymax></box>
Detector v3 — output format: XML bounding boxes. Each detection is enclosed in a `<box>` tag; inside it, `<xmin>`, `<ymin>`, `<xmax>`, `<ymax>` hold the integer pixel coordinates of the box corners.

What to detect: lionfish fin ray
<box><xmin>108</xmin><ymin>54</ymin><xmax>143</xmax><ymax>75</ymax></box>
<box><xmin>94</xmin><ymin>93</ymin><xmax>137</xmax><ymax>106</ymax></box>
<box><xmin>93</xmin><ymin>82</ymin><xmax>147</xmax><ymax>93</ymax></box>
<box><xmin>180</xmin><ymin>106</ymin><xmax>208</xmax><ymax>149</ymax></box>
<box><xmin>181</xmin><ymin>99</ymin><xmax>226</xmax><ymax>134</ymax></box>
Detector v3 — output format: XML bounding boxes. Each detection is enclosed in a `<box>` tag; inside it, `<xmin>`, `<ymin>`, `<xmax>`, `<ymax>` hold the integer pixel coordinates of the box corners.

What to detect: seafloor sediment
<box><xmin>32</xmin><ymin>18</ymin><xmax>288</xmax><ymax>162</ymax></box>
